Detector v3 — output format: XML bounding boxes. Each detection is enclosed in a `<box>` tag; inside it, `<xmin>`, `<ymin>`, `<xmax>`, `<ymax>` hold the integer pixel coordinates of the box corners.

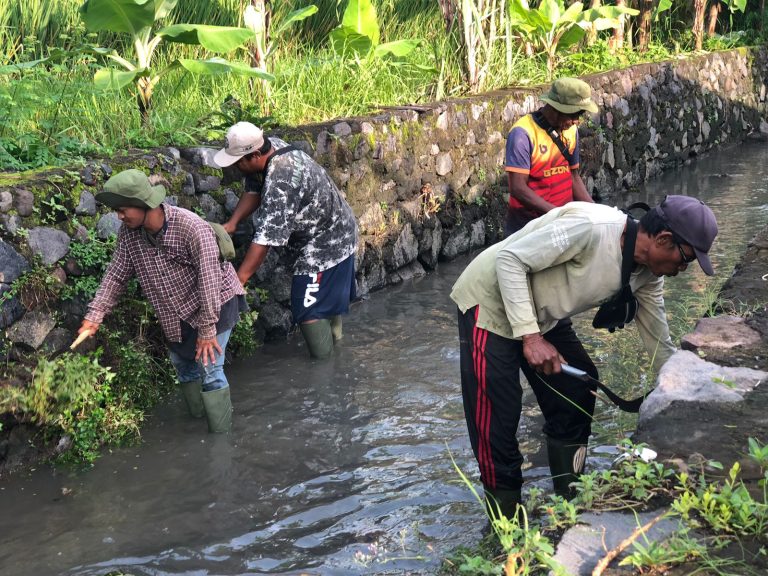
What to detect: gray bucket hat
<box><xmin>540</xmin><ymin>77</ymin><xmax>599</xmax><ymax>114</ymax></box>
<box><xmin>96</xmin><ymin>169</ymin><xmax>166</xmax><ymax>210</ymax></box>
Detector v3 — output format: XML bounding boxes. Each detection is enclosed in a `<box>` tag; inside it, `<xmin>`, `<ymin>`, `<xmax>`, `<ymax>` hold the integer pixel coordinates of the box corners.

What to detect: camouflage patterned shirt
<box><xmin>245</xmin><ymin>138</ymin><xmax>358</xmax><ymax>274</ymax></box>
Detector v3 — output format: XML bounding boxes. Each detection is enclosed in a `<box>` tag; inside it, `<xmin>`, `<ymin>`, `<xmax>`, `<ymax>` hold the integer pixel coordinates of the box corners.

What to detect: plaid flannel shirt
<box><xmin>85</xmin><ymin>204</ymin><xmax>244</xmax><ymax>341</ymax></box>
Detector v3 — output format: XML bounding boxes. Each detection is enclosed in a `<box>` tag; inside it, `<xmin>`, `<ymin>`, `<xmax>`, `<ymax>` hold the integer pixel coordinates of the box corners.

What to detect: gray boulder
<box><xmin>639</xmin><ymin>350</ymin><xmax>768</xmax><ymax>423</ymax></box>
<box><xmin>97</xmin><ymin>213</ymin><xmax>122</xmax><ymax>239</ymax></box>
<box><xmin>0</xmin><ymin>240</ymin><xmax>29</xmax><ymax>284</ymax></box>
<box><xmin>7</xmin><ymin>309</ymin><xmax>57</xmax><ymax>349</ymax></box>
<box><xmin>27</xmin><ymin>227</ymin><xmax>71</xmax><ymax>266</ymax></box>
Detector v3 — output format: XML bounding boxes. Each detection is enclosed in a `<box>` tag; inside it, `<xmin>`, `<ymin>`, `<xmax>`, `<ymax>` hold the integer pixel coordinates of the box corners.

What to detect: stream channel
<box><xmin>1</xmin><ymin>141</ymin><xmax>768</xmax><ymax>576</ymax></box>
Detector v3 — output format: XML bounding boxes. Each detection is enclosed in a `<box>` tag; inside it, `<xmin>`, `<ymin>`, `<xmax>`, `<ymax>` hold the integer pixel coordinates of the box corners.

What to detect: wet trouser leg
<box><xmin>521</xmin><ymin>319</ymin><xmax>598</xmax><ymax>499</ymax></box>
<box><xmin>459</xmin><ymin>309</ymin><xmax>597</xmax><ymax>501</ymax></box>
<box><xmin>504</xmin><ymin>208</ymin><xmax>537</xmax><ymax>238</ymax></box>
<box><xmin>330</xmin><ymin>315</ymin><xmax>343</xmax><ymax>342</ymax></box>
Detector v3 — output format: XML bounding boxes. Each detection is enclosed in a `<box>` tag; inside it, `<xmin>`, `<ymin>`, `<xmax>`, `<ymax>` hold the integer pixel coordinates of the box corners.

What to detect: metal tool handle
<box><xmin>560</xmin><ymin>364</ymin><xmax>588</xmax><ymax>379</ymax></box>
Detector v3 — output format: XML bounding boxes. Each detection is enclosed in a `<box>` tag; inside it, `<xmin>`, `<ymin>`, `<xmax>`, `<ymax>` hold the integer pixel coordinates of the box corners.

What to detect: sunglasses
<box><xmin>561</xmin><ymin>111</ymin><xmax>585</xmax><ymax>120</ymax></box>
<box><xmin>676</xmin><ymin>243</ymin><xmax>696</xmax><ymax>264</ymax></box>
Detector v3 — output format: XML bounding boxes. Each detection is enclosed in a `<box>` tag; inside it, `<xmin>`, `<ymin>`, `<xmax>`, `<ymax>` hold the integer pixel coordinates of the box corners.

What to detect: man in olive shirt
<box><xmin>450</xmin><ymin>196</ymin><xmax>718</xmax><ymax>518</ymax></box>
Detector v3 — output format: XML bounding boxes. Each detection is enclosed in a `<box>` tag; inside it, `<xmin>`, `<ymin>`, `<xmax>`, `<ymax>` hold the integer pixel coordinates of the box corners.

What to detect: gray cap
<box><xmin>656</xmin><ymin>195</ymin><xmax>718</xmax><ymax>275</ymax></box>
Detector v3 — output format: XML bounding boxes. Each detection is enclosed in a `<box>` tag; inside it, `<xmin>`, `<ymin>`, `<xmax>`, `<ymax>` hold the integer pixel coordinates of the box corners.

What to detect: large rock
<box><xmin>7</xmin><ymin>309</ymin><xmax>57</xmax><ymax>350</ymax></box>
<box><xmin>75</xmin><ymin>191</ymin><xmax>97</xmax><ymax>216</ymax></box>
<box><xmin>0</xmin><ymin>240</ymin><xmax>29</xmax><ymax>284</ymax></box>
<box><xmin>180</xmin><ymin>147</ymin><xmax>220</xmax><ymax>169</ymax></box>
<box><xmin>97</xmin><ymin>213</ymin><xmax>122</xmax><ymax>239</ymax></box>
<box><xmin>27</xmin><ymin>227</ymin><xmax>71</xmax><ymax>266</ymax></box>
<box><xmin>553</xmin><ymin>510</ymin><xmax>682</xmax><ymax>575</ymax></box>
<box><xmin>384</xmin><ymin>223</ymin><xmax>418</xmax><ymax>270</ymax></box>
<box><xmin>639</xmin><ymin>350</ymin><xmax>768</xmax><ymax>424</ymax></box>
<box><xmin>681</xmin><ymin>316</ymin><xmax>762</xmax><ymax>352</ymax></box>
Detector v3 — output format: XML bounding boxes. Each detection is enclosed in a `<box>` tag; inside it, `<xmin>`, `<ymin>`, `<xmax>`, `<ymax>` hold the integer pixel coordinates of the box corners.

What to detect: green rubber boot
<box><xmin>547</xmin><ymin>437</ymin><xmax>588</xmax><ymax>500</ymax></box>
<box><xmin>299</xmin><ymin>319</ymin><xmax>334</xmax><ymax>359</ymax></box>
<box><xmin>484</xmin><ymin>487</ymin><xmax>523</xmax><ymax>524</ymax></box>
<box><xmin>330</xmin><ymin>315</ymin><xmax>343</xmax><ymax>342</ymax></box>
<box><xmin>180</xmin><ymin>379</ymin><xmax>204</xmax><ymax>419</ymax></box>
<box><xmin>201</xmin><ymin>386</ymin><xmax>233</xmax><ymax>433</ymax></box>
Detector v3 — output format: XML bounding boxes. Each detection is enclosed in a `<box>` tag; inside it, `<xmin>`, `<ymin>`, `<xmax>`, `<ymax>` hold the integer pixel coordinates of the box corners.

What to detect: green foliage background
<box><xmin>0</xmin><ymin>0</ymin><xmax>764</xmax><ymax>171</ymax></box>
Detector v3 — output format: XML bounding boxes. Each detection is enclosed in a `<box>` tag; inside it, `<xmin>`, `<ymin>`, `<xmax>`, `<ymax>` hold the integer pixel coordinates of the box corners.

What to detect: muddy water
<box><xmin>1</xmin><ymin>142</ymin><xmax>767</xmax><ymax>576</ymax></box>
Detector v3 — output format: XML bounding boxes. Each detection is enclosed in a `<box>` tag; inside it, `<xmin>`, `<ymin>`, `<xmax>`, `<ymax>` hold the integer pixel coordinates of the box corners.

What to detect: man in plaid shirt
<box><xmin>77</xmin><ymin>170</ymin><xmax>246</xmax><ymax>433</ymax></box>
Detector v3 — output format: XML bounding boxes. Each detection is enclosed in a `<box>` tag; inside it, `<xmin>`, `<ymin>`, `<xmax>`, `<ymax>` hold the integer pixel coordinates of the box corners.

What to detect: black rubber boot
<box><xmin>484</xmin><ymin>487</ymin><xmax>523</xmax><ymax>523</ymax></box>
<box><xmin>299</xmin><ymin>319</ymin><xmax>334</xmax><ymax>359</ymax></box>
<box><xmin>547</xmin><ymin>437</ymin><xmax>587</xmax><ymax>500</ymax></box>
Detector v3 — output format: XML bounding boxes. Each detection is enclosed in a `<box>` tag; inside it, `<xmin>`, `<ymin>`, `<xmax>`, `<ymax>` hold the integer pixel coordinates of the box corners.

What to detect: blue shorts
<box><xmin>291</xmin><ymin>254</ymin><xmax>356</xmax><ymax>324</ymax></box>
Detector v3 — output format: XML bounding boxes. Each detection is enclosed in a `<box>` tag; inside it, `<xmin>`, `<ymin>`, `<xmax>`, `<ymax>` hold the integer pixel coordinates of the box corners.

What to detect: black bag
<box><xmin>592</xmin><ymin>215</ymin><xmax>640</xmax><ymax>333</ymax></box>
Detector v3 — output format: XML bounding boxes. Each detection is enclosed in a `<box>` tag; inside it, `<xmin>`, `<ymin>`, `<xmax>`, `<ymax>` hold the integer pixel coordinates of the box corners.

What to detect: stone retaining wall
<box><xmin>1</xmin><ymin>47</ymin><xmax>767</xmax><ymax>348</ymax></box>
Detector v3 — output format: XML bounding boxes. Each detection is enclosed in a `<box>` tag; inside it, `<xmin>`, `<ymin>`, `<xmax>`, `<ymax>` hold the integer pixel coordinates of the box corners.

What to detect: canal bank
<box><xmin>0</xmin><ymin>139</ymin><xmax>767</xmax><ymax>575</ymax></box>
<box><xmin>2</xmin><ymin>46</ymin><xmax>768</xmax><ymax>476</ymax></box>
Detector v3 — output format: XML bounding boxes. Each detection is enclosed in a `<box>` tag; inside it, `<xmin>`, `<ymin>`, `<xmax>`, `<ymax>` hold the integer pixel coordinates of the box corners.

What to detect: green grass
<box><xmin>445</xmin><ymin>438</ymin><xmax>768</xmax><ymax>575</ymax></box>
<box><xmin>1</xmin><ymin>1</ymin><xmax>767</xmax><ymax>170</ymax></box>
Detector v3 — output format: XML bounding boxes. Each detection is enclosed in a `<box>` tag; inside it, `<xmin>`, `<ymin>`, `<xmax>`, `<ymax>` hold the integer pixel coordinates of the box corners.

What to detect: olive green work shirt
<box><xmin>450</xmin><ymin>202</ymin><xmax>676</xmax><ymax>372</ymax></box>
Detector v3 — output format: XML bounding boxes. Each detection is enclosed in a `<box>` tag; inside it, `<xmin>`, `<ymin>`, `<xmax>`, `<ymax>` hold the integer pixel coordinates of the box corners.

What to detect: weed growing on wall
<box><xmin>61</xmin><ymin>231</ymin><xmax>116</xmax><ymax>301</ymax></box>
<box><xmin>0</xmin><ymin>264</ymin><xmax>63</xmax><ymax>312</ymax></box>
<box><xmin>229</xmin><ymin>305</ymin><xmax>260</xmax><ymax>358</ymax></box>
<box><xmin>0</xmin><ymin>352</ymin><xmax>142</xmax><ymax>465</ymax></box>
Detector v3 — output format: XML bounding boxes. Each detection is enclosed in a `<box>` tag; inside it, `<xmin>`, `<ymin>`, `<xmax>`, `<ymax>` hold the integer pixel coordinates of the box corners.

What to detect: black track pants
<box><xmin>458</xmin><ymin>306</ymin><xmax>598</xmax><ymax>491</ymax></box>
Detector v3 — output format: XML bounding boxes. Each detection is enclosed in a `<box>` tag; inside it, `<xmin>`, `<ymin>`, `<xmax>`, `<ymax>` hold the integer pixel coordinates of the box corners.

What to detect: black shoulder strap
<box><xmin>621</xmin><ymin>217</ymin><xmax>638</xmax><ymax>287</ymax></box>
<box><xmin>624</xmin><ymin>201</ymin><xmax>651</xmax><ymax>215</ymax></box>
<box><xmin>532</xmin><ymin>111</ymin><xmax>574</xmax><ymax>166</ymax></box>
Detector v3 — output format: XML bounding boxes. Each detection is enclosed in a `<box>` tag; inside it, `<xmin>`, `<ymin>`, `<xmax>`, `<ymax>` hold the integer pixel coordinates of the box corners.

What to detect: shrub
<box><xmin>0</xmin><ymin>352</ymin><xmax>143</xmax><ymax>465</ymax></box>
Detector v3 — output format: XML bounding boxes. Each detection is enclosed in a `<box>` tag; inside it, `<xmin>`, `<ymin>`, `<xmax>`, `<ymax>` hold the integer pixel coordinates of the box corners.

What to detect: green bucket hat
<box><xmin>540</xmin><ymin>77</ymin><xmax>599</xmax><ymax>115</ymax></box>
<box><xmin>96</xmin><ymin>169</ymin><xmax>166</xmax><ymax>210</ymax></box>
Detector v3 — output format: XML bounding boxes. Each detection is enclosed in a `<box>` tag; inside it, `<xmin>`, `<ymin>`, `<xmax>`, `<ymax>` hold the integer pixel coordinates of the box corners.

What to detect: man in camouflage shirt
<box><xmin>215</xmin><ymin>122</ymin><xmax>358</xmax><ymax>359</ymax></box>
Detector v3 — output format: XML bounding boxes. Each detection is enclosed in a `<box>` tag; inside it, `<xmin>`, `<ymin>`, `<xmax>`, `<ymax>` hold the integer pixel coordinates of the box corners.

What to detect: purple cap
<box><xmin>656</xmin><ymin>195</ymin><xmax>718</xmax><ymax>275</ymax></box>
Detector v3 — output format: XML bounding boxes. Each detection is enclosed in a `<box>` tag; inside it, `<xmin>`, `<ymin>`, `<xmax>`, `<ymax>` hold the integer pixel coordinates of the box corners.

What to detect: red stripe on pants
<box><xmin>471</xmin><ymin>307</ymin><xmax>495</xmax><ymax>489</ymax></box>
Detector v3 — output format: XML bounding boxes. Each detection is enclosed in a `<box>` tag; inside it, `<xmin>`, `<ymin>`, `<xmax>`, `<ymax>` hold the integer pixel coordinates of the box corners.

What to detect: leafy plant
<box><xmin>507</xmin><ymin>0</ymin><xmax>639</xmax><ymax>78</ymax></box>
<box><xmin>672</xmin><ymin>462</ymin><xmax>768</xmax><ymax>538</ymax></box>
<box><xmin>619</xmin><ymin>529</ymin><xmax>708</xmax><ymax>572</ymax></box>
<box><xmin>329</xmin><ymin>0</ymin><xmax>422</xmax><ymax>62</ymax></box>
<box><xmin>93</xmin><ymin>289</ymin><xmax>174</xmax><ymax>402</ymax></box>
<box><xmin>0</xmin><ymin>264</ymin><xmax>63</xmax><ymax>312</ymax></box>
<box><xmin>242</xmin><ymin>1</ymin><xmax>318</xmax><ymax>112</ymax></box>
<box><xmin>747</xmin><ymin>437</ymin><xmax>768</xmax><ymax>476</ymax></box>
<box><xmin>79</xmin><ymin>0</ymin><xmax>274</xmax><ymax>122</ymax></box>
<box><xmin>0</xmin><ymin>352</ymin><xmax>142</xmax><ymax>464</ymax></box>
<box><xmin>537</xmin><ymin>493</ymin><xmax>579</xmax><ymax>531</ymax></box>
<box><xmin>244</xmin><ymin>1</ymin><xmax>318</xmax><ymax>72</ymax></box>
<box><xmin>61</xmin><ymin>231</ymin><xmax>117</xmax><ymax>301</ymax></box>
<box><xmin>198</xmin><ymin>94</ymin><xmax>276</xmax><ymax>137</ymax></box>
<box><xmin>229</xmin><ymin>292</ymin><xmax>260</xmax><ymax>357</ymax></box>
